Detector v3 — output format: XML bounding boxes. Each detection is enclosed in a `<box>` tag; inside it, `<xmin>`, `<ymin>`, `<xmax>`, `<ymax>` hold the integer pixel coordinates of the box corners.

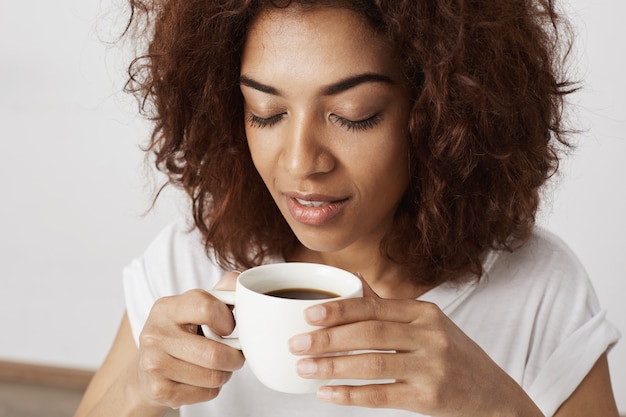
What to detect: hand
<box><xmin>288</xmin><ymin>280</ymin><xmax>543</xmax><ymax>417</ymax></box>
<box><xmin>136</xmin><ymin>272</ymin><xmax>245</xmax><ymax>410</ymax></box>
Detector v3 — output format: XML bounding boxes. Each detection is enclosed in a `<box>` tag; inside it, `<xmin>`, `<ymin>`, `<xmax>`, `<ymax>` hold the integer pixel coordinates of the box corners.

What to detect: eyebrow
<box><xmin>239</xmin><ymin>72</ymin><xmax>394</xmax><ymax>96</ymax></box>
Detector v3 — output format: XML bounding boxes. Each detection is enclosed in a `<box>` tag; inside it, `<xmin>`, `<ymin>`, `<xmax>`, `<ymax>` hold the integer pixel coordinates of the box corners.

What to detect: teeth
<box><xmin>295</xmin><ymin>198</ymin><xmax>328</xmax><ymax>208</ymax></box>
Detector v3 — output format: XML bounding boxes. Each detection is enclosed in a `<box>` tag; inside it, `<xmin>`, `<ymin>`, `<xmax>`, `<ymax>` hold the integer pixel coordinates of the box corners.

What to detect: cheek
<box><xmin>363</xmin><ymin>131</ymin><xmax>409</xmax><ymax>177</ymax></box>
<box><xmin>247</xmin><ymin>137</ymin><xmax>266</xmax><ymax>177</ymax></box>
<box><xmin>246</xmin><ymin>134</ymin><xmax>278</xmax><ymax>188</ymax></box>
<box><xmin>246</xmin><ymin>128</ymin><xmax>264</xmax><ymax>165</ymax></box>
<box><xmin>363</xmin><ymin>135</ymin><xmax>410</xmax><ymax>199</ymax></box>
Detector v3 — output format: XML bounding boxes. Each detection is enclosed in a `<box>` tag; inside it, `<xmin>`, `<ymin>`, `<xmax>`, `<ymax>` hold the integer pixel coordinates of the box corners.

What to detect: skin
<box><xmin>240</xmin><ymin>7</ymin><xmax>416</xmax><ymax>297</ymax></box>
<box><xmin>73</xmin><ymin>5</ymin><xmax>620</xmax><ymax>417</ymax></box>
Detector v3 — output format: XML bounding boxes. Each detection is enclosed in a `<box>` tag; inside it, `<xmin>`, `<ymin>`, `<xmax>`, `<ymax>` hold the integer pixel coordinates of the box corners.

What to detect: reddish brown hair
<box><xmin>124</xmin><ymin>0</ymin><xmax>575</xmax><ymax>284</ymax></box>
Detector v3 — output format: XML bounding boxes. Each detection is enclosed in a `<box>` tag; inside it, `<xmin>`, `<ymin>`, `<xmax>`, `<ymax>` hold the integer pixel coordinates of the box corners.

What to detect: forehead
<box><xmin>241</xmin><ymin>6</ymin><xmax>400</xmax><ymax>81</ymax></box>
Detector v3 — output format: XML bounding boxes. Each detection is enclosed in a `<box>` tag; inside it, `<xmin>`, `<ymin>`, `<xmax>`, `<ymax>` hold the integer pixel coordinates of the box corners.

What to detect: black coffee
<box><xmin>265</xmin><ymin>288</ymin><xmax>340</xmax><ymax>300</ymax></box>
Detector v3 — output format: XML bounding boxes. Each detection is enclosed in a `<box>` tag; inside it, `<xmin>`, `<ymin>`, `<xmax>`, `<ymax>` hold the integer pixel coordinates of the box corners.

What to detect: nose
<box><xmin>279</xmin><ymin>113</ymin><xmax>335</xmax><ymax>178</ymax></box>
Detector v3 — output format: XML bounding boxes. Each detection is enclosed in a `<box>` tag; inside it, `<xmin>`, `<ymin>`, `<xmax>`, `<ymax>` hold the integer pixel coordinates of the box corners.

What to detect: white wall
<box><xmin>0</xmin><ymin>0</ymin><xmax>183</xmax><ymax>369</ymax></box>
<box><xmin>0</xmin><ymin>0</ymin><xmax>624</xmax><ymax>411</ymax></box>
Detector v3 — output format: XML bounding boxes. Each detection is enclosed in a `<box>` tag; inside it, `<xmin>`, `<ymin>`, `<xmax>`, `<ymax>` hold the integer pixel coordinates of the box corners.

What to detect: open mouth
<box><xmin>294</xmin><ymin>198</ymin><xmax>334</xmax><ymax>208</ymax></box>
<box><xmin>285</xmin><ymin>194</ymin><xmax>349</xmax><ymax>226</ymax></box>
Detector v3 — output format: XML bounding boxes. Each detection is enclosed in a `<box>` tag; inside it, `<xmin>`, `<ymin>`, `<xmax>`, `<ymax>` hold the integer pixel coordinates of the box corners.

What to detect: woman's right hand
<box><xmin>136</xmin><ymin>272</ymin><xmax>245</xmax><ymax>410</ymax></box>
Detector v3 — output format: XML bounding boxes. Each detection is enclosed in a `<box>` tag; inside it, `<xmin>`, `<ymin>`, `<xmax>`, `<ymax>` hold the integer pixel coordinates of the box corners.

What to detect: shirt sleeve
<box><xmin>122</xmin><ymin>219</ymin><xmax>225</xmax><ymax>345</ymax></box>
<box><xmin>528</xmin><ymin>310</ymin><xmax>619</xmax><ymax>415</ymax></box>
<box><xmin>523</xmin><ymin>230</ymin><xmax>621</xmax><ymax>416</ymax></box>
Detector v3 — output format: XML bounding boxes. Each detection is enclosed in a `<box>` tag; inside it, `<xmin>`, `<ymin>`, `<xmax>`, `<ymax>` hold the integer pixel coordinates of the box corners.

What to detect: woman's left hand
<box><xmin>288</xmin><ymin>285</ymin><xmax>543</xmax><ymax>417</ymax></box>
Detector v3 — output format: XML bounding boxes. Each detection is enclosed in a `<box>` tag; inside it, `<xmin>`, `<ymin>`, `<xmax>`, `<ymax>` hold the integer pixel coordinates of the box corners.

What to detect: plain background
<box><xmin>0</xmin><ymin>0</ymin><xmax>624</xmax><ymax>411</ymax></box>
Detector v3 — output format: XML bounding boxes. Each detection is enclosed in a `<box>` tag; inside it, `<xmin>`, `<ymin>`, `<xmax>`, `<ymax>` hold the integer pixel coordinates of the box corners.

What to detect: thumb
<box><xmin>354</xmin><ymin>272</ymin><xmax>381</xmax><ymax>299</ymax></box>
<box><xmin>212</xmin><ymin>271</ymin><xmax>240</xmax><ymax>291</ymax></box>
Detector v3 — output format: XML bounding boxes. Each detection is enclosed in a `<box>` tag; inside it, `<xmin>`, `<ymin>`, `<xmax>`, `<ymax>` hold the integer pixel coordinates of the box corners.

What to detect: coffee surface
<box><xmin>265</xmin><ymin>288</ymin><xmax>339</xmax><ymax>300</ymax></box>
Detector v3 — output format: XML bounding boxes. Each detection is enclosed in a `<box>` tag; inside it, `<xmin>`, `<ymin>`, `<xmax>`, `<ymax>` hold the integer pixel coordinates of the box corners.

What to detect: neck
<box><xmin>287</xmin><ymin>244</ymin><xmax>431</xmax><ymax>300</ymax></box>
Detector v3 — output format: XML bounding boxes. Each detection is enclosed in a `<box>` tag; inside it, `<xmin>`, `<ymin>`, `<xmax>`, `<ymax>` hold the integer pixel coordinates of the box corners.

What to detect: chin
<box><xmin>291</xmin><ymin>227</ymin><xmax>353</xmax><ymax>254</ymax></box>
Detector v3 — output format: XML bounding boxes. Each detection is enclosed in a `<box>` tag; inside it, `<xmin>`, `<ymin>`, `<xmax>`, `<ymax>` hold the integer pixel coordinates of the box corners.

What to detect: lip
<box><xmin>283</xmin><ymin>192</ymin><xmax>349</xmax><ymax>226</ymax></box>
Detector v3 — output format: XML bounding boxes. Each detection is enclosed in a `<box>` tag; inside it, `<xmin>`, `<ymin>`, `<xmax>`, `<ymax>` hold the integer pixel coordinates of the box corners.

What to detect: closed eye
<box><xmin>330</xmin><ymin>113</ymin><xmax>382</xmax><ymax>132</ymax></box>
<box><xmin>247</xmin><ymin>112</ymin><xmax>286</xmax><ymax>129</ymax></box>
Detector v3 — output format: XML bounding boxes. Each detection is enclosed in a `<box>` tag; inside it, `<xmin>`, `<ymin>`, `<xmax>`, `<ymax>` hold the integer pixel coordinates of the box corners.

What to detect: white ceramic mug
<box><xmin>201</xmin><ymin>262</ymin><xmax>363</xmax><ymax>394</ymax></box>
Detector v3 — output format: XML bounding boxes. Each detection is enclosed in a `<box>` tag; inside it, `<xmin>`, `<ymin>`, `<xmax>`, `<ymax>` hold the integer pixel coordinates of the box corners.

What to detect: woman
<box><xmin>75</xmin><ymin>0</ymin><xmax>620</xmax><ymax>416</ymax></box>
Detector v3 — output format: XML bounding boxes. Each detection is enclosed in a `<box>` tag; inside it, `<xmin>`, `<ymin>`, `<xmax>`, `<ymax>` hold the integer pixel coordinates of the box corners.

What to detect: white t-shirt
<box><xmin>123</xmin><ymin>219</ymin><xmax>620</xmax><ymax>417</ymax></box>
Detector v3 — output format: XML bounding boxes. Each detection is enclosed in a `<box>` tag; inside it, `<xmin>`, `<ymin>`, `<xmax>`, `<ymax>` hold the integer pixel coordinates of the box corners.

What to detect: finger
<box><xmin>316</xmin><ymin>382</ymin><xmax>418</xmax><ymax>411</ymax></box>
<box><xmin>213</xmin><ymin>271</ymin><xmax>240</xmax><ymax>291</ymax></box>
<box><xmin>143</xmin><ymin>291</ymin><xmax>244</xmax><ymax>371</ymax></box>
<box><xmin>155</xmin><ymin>289</ymin><xmax>236</xmax><ymax>336</ymax></box>
<box><xmin>163</xmin><ymin>384</ymin><xmax>221</xmax><ymax>410</ymax></box>
<box><xmin>141</xmin><ymin>372</ymin><xmax>222</xmax><ymax>410</ymax></box>
<box><xmin>141</xmin><ymin>324</ymin><xmax>244</xmax><ymax>372</ymax></box>
<box><xmin>304</xmin><ymin>297</ymin><xmax>440</xmax><ymax>327</ymax></box>
<box><xmin>297</xmin><ymin>351</ymin><xmax>414</xmax><ymax>381</ymax></box>
<box><xmin>290</xmin><ymin>321</ymin><xmax>420</xmax><ymax>355</ymax></box>
<box><xmin>169</xmin><ymin>335</ymin><xmax>245</xmax><ymax>372</ymax></box>
<box><xmin>141</xmin><ymin>355</ymin><xmax>232</xmax><ymax>388</ymax></box>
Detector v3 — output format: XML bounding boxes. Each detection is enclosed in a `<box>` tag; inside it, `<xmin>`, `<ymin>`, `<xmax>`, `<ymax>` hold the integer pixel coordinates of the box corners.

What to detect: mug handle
<box><xmin>200</xmin><ymin>290</ymin><xmax>242</xmax><ymax>350</ymax></box>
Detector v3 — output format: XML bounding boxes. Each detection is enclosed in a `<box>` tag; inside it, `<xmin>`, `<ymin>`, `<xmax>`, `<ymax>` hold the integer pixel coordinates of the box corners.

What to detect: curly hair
<box><xmin>124</xmin><ymin>0</ymin><xmax>576</xmax><ymax>285</ymax></box>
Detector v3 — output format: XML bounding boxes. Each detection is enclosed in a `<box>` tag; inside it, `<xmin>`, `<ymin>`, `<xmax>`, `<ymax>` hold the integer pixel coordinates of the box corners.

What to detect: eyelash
<box><xmin>247</xmin><ymin>113</ymin><xmax>285</xmax><ymax>129</ymax></box>
<box><xmin>246</xmin><ymin>112</ymin><xmax>382</xmax><ymax>132</ymax></box>
<box><xmin>330</xmin><ymin>114</ymin><xmax>382</xmax><ymax>132</ymax></box>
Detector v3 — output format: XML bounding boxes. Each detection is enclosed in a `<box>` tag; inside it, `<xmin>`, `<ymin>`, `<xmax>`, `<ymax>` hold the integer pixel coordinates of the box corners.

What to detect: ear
<box><xmin>212</xmin><ymin>271</ymin><xmax>240</xmax><ymax>291</ymax></box>
<box><xmin>354</xmin><ymin>272</ymin><xmax>381</xmax><ymax>299</ymax></box>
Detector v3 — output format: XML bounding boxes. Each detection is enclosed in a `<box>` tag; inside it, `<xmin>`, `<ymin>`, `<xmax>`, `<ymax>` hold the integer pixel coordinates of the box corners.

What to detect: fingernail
<box><xmin>288</xmin><ymin>334</ymin><xmax>311</xmax><ymax>353</ymax></box>
<box><xmin>296</xmin><ymin>359</ymin><xmax>317</xmax><ymax>376</ymax></box>
<box><xmin>305</xmin><ymin>305</ymin><xmax>326</xmax><ymax>323</ymax></box>
<box><xmin>317</xmin><ymin>386</ymin><xmax>333</xmax><ymax>401</ymax></box>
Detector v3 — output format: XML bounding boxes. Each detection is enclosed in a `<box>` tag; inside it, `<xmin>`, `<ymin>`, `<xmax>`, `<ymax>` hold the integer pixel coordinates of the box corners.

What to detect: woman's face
<box><xmin>241</xmin><ymin>6</ymin><xmax>411</xmax><ymax>255</ymax></box>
